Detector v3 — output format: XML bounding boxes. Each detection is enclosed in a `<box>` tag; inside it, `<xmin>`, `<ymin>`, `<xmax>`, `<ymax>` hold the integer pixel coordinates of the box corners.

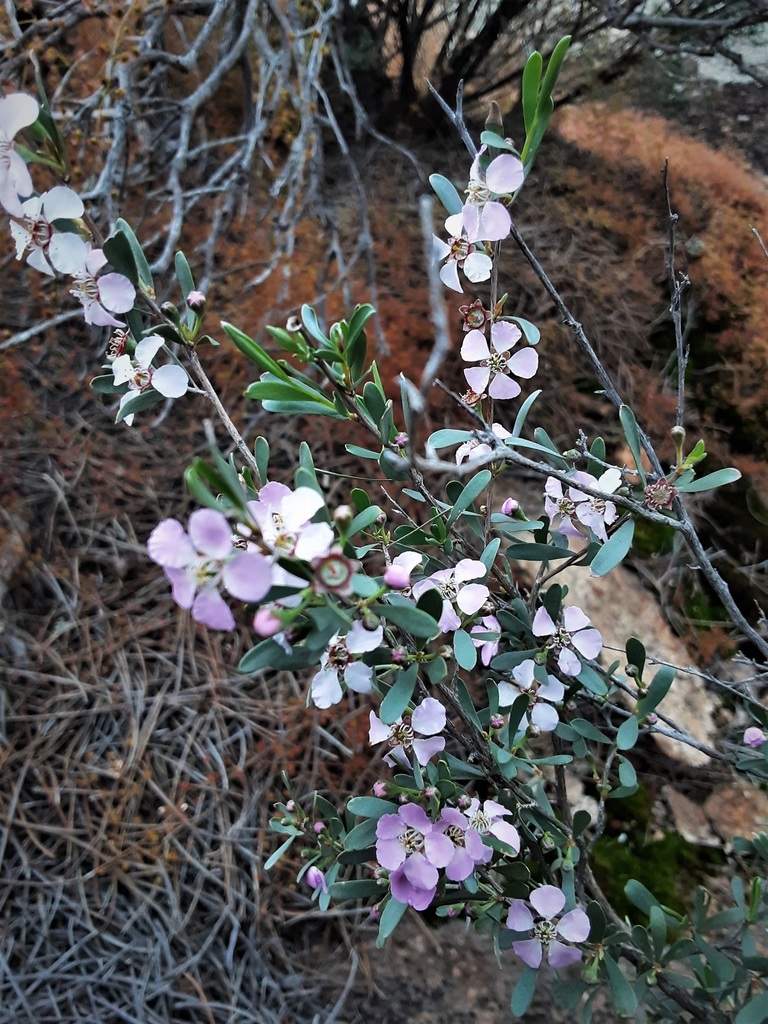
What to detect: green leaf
<box><xmin>570</xmin><ymin>719</ymin><xmax>612</xmax><ymax>744</ymax></box>
<box><xmin>254</xmin><ymin>436</ymin><xmax>269</xmax><ymax>483</ymax></box>
<box><xmin>604</xmin><ymin>953</ymin><xmax>637</xmax><ymax>1017</ymax></box>
<box><xmin>349</xmin><ymin>505</ymin><xmax>382</xmax><ymax>535</ymax></box>
<box><xmin>379</xmin><ymin>664</ymin><xmax>419</xmax><ymax>724</ymax></box>
<box><xmin>91</xmin><ymin>374</ymin><xmax>124</xmax><ymax>394</ymax></box>
<box><xmin>362</xmin><ymin>380</ymin><xmax>387</xmax><ymax>426</ymax></box>
<box><xmin>537</xmin><ymin>35</ymin><xmax>571</xmax><ymax>113</ymax></box>
<box><xmin>577</xmin><ymin>662</ymin><xmax>608</xmax><ymax>696</ymax></box>
<box><xmin>345</xmin><ymin>444</ymin><xmax>381</xmax><ymax>460</ymax></box>
<box><xmin>509</xmin><ymin>317</ymin><xmax>540</xmax><ymax>345</ymax></box>
<box><xmin>224</xmin><ymin>323</ymin><xmax>291</xmax><ymax>380</ymax></box>
<box><xmin>510</xmin><ymin>967</ymin><xmax>539</xmax><ymax>1016</ymax></box>
<box><xmin>454</xmin><ymin>629</ymin><xmax>477</xmax><ymax>671</ymax></box>
<box><xmin>328</xmin><ymin>879</ymin><xmax>382</xmax><ymax>901</ymax></box>
<box><xmin>532</xmin><ymin>427</ymin><xmax>570</xmax><ymax>469</ymax></box>
<box><xmin>480</xmin><ymin>537</ymin><xmax>501</xmax><ymax>572</ymax></box>
<box><xmin>479</xmin><ymin>131</ymin><xmax>518</xmax><ymax>154</ymax></box>
<box><xmin>455</xmin><ymin>679</ymin><xmax>482</xmax><ymax>730</ymax></box>
<box><xmin>246</xmin><ymin>376</ymin><xmax>334</xmax><ymax>406</ymax></box>
<box><xmin>619</xmin><ymin>405</ymin><xmax>646</xmax><ymax>485</ymax></box>
<box><xmin>346</xmin><ymin>797</ymin><xmax>398</xmax><ymax>819</ymax></box>
<box><xmin>264</xmin><ymin>835</ymin><xmax>295</xmax><ymax>871</ymax></box>
<box><xmin>174</xmin><ymin>249</ymin><xmax>195</xmax><ymax>302</ymax></box>
<box><xmin>102</xmin><ymin>231</ymin><xmax>139</xmax><ymax>286</ymax></box>
<box><xmin>376</xmin><ymin>600</ymin><xmax>439</xmax><ymax>639</ymax></box>
<box><xmin>625</xmin><ymin>879</ymin><xmax>661</xmax><ymax>916</ymax></box>
<box><xmin>300</xmin><ymin>304</ymin><xmax>331</xmax><ymax>345</ymax></box>
<box><xmin>512</xmin><ymin>389</ymin><xmax>542</xmax><ymax>438</ymax></box>
<box><xmin>649</xmin><ymin>905</ymin><xmax>667</xmax><ymax>959</ymax></box>
<box><xmin>589</xmin><ymin>519</ymin><xmax>635</xmax><ymax>578</ymax></box>
<box><xmin>573</xmin><ymin>809</ymin><xmax>591</xmax><ymax>838</ymax></box>
<box><xmin>428</xmin><ymin>173</ymin><xmax>464</xmax><ymax>216</ymax></box>
<box><xmin>617</xmin><ymin>756</ymin><xmax>637</xmax><ymax>791</ymax></box>
<box><xmin>115</xmin><ymin>387</ymin><xmax>164</xmax><ymax>423</ymax></box>
<box><xmin>379</xmin><ymin>449</ymin><xmax>411</xmax><ymax>481</ymax></box>
<box><xmin>343</xmin><ymin>817</ymin><xmax>379</xmax><ymax>851</ymax></box>
<box><xmin>625</xmin><ymin>637</ymin><xmax>646</xmax><ymax>680</ymax></box>
<box><xmin>521</xmin><ymin>51</ymin><xmax>543</xmax><ymax>134</ymax></box>
<box><xmin>637</xmin><ymin>666</ymin><xmax>675</xmax><ymax>719</ymax></box>
<box><xmin>428</xmin><ymin>428</ymin><xmax>474</xmax><ymax>449</ymax></box>
<box><xmin>506</xmin><ymin>542</ymin><xmax>573</xmax><ymax>562</ymax></box>
<box><xmin>677</xmin><ymin>468</ymin><xmax>741</xmax><ymax>493</ymax></box>
<box><xmin>111</xmin><ymin>218</ymin><xmax>153</xmax><ymax>294</ymax></box>
<box><xmin>376</xmin><ymin>896</ymin><xmax>408</xmax><ymax>947</ymax></box>
<box><xmin>616</xmin><ymin>715</ymin><xmax>639</xmax><ymax>751</ymax></box>
<box><xmin>736</xmin><ymin>994</ymin><xmax>768</xmax><ymax>1024</ymax></box>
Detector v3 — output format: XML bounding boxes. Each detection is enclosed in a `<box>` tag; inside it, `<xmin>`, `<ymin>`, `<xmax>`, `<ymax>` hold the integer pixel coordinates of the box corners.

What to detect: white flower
<box><xmin>10</xmin><ymin>186</ymin><xmax>87</xmax><ymax>276</ymax></box>
<box><xmin>70</xmin><ymin>247</ymin><xmax>136</xmax><ymax>327</ymax></box>
<box><xmin>310</xmin><ymin>621</ymin><xmax>383</xmax><ymax>708</ymax></box>
<box><xmin>112</xmin><ymin>334</ymin><xmax>188</xmax><ymax>426</ymax></box>
<box><xmin>0</xmin><ymin>93</ymin><xmax>38</xmax><ymax>217</ymax></box>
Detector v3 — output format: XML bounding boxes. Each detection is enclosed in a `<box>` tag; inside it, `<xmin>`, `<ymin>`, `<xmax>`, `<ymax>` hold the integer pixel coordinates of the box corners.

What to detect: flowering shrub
<box><xmin>4</xmin><ymin>42</ymin><xmax>768</xmax><ymax>1022</ymax></box>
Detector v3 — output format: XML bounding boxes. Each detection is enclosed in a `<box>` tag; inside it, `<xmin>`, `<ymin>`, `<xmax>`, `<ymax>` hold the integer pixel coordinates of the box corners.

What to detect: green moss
<box><xmin>632</xmin><ymin>518</ymin><xmax>676</xmax><ymax>557</ymax></box>
<box><xmin>592</xmin><ymin>832</ymin><xmax>726</xmax><ymax>921</ymax></box>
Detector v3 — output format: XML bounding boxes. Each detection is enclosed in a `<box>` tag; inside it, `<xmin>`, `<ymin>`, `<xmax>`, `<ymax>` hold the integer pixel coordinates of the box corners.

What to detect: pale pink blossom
<box><xmin>10</xmin><ymin>186</ymin><xmax>87</xmax><ymax>276</ymax></box>
<box><xmin>0</xmin><ymin>93</ymin><xmax>38</xmax><ymax>216</ymax></box>
<box><xmin>69</xmin><ymin>247</ymin><xmax>136</xmax><ymax>327</ymax></box>
<box><xmin>507</xmin><ymin>885</ymin><xmax>590</xmax><ymax>969</ymax></box>
<box><xmin>309</xmin><ymin>621</ymin><xmax>383</xmax><ymax>708</ymax></box>
<box><xmin>305</xmin><ymin>866</ymin><xmax>328</xmax><ymax>894</ymax></box>
<box><xmin>497</xmin><ymin>658</ymin><xmax>565</xmax><ymax>732</ymax></box>
<box><xmin>247</xmin><ymin>482</ymin><xmax>333</xmax><ymax>561</ymax></box>
<box><xmin>471</xmin><ymin>614</ymin><xmax>501</xmax><ymax>666</ymax></box>
<box><xmin>455</xmin><ymin>422</ymin><xmax>511</xmax><ymax>464</ymax></box>
<box><xmin>368</xmin><ymin>696</ymin><xmax>446</xmax><ymax>767</ymax></box>
<box><xmin>532</xmin><ymin>605</ymin><xmax>602</xmax><ymax>676</ymax></box>
<box><xmin>435</xmin><ymin>806</ymin><xmax>492</xmax><ymax>881</ymax></box>
<box><xmin>465</xmin><ymin>797</ymin><xmax>520</xmax><ymax>853</ymax></box>
<box><xmin>111</xmin><ymin>334</ymin><xmax>189</xmax><ymax>426</ymax></box>
<box><xmin>376</xmin><ymin>804</ymin><xmax>453</xmax><ymax>911</ymax></box>
<box><xmin>744</xmin><ymin>726</ymin><xmax>767</xmax><ymax>748</ymax></box>
<box><xmin>384</xmin><ymin>551</ymin><xmax>423</xmax><ymax>589</ymax></box>
<box><xmin>411</xmin><ymin>558</ymin><xmax>490</xmax><ymax>632</ymax></box>
<box><xmin>545</xmin><ymin>469</ymin><xmax>622</xmax><ymax>543</ymax></box>
<box><xmin>147</xmin><ymin>510</ymin><xmax>273</xmax><ymax>631</ymax></box>
<box><xmin>461</xmin><ymin>321</ymin><xmax>538</xmax><ymax>400</ymax></box>
<box><xmin>433</xmin><ymin>231</ymin><xmax>492</xmax><ymax>293</ymax></box>
<box><xmin>444</xmin><ymin>151</ymin><xmax>525</xmax><ymax>245</ymax></box>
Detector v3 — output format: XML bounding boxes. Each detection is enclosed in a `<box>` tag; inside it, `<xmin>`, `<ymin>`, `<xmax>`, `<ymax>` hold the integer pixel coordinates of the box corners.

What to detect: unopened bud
<box><xmin>394</xmin><ymin>432</ymin><xmax>408</xmax><ymax>447</ymax></box>
<box><xmin>305</xmin><ymin>866</ymin><xmax>328</xmax><ymax>893</ymax></box>
<box><xmin>438</xmin><ymin>645</ymin><xmax>453</xmax><ymax>661</ymax></box>
<box><xmin>286</xmin><ymin>315</ymin><xmax>302</xmax><ymax>333</ymax></box>
<box><xmin>186</xmin><ymin>290</ymin><xmax>206</xmax><ymax>313</ymax></box>
<box><xmin>160</xmin><ymin>301</ymin><xmax>181</xmax><ymax>325</ymax></box>
<box><xmin>333</xmin><ymin>504</ymin><xmax>354</xmax><ymax>529</ymax></box>
<box><xmin>501</xmin><ymin>498</ymin><xmax>519</xmax><ymax>516</ymax></box>
<box><xmin>490</xmin><ymin>714</ymin><xmax>504</xmax><ymax>729</ymax></box>
<box><xmin>313</xmin><ymin>821</ymin><xmax>325</xmax><ymax>833</ymax></box>
<box><xmin>457</xmin><ymin>794</ymin><xmax>470</xmax><ymax>809</ymax></box>
<box><xmin>373</xmin><ymin>780</ymin><xmax>388</xmax><ymax>797</ymax></box>
<box><xmin>253</xmin><ymin>607</ymin><xmax>282</xmax><ymax>637</ymax></box>
<box><xmin>424</xmin><ymin>786</ymin><xmax>437</xmax><ymax>798</ymax></box>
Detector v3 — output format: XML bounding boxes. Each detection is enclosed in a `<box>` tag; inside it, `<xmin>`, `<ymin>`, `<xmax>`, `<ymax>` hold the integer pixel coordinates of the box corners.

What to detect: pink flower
<box><xmin>247</xmin><ymin>482</ymin><xmax>333</xmax><ymax>561</ymax></box>
<box><xmin>433</xmin><ymin>231</ymin><xmax>492</xmax><ymax>294</ymax></box>
<box><xmin>69</xmin><ymin>247</ymin><xmax>136</xmax><ymax>327</ymax></box>
<box><xmin>461</xmin><ymin>321</ymin><xmax>538</xmax><ymax>400</ymax></box>
<box><xmin>111</xmin><ymin>334</ymin><xmax>189</xmax><ymax>425</ymax></box>
<box><xmin>507</xmin><ymin>885</ymin><xmax>590</xmax><ymax>969</ymax></box>
<box><xmin>744</xmin><ymin>727</ymin><xmax>767</xmax><ymax>748</ymax></box>
<box><xmin>464</xmin><ymin>798</ymin><xmax>520</xmax><ymax>853</ymax></box>
<box><xmin>309</xmin><ymin>621</ymin><xmax>383</xmax><ymax>708</ymax></box>
<box><xmin>532</xmin><ymin>605</ymin><xmax>602</xmax><ymax>676</ymax></box>
<box><xmin>376</xmin><ymin>804</ymin><xmax>453</xmax><ymax>911</ymax></box>
<box><xmin>147</xmin><ymin>509</ymin><xmax>273</xmax><ymax>630</ymax></box>
<box><xmin>411</xmin><ymin>558</ymin><xmax>489</xmax><ymax>632</ymax></box>
<box><xmin>10</xmin><ymin>186</ymin><xmax>87</xmax><ymax>276</ymax></box>
<box><xmin>435</xmin><ymin>806</ymin><xmax>492</xmax><ymax>881</ymax></box>
<box><xmin>384</xmin><ymin>551</ymin><xmax>423</xmax><ymax>589</ymax></box>
<box><xmin>444</xmin><ymin>151</ymin><xmax>526</xmax><ymax>246</ymax></box>
<box><xmin>497</xmin><ymin>658</ymin><xmax>564</xmax><ymax>732</ymax></box>
<box><xmin>0</xmin><ymin>93</ymin><xmax>38</xmax><ymax>216</ymax></box>
<box><xmin>368</xmin><ymin>696</ymin><xmax>446</xmax><ymax>767</ymax></box>
<box><xmin>501</xmin><ymin>498</ymin><xmax>519</xmax><ymax>516</ymax></box>
<box><xmin>455</xmin><ymin>422</ymin><xmax>511</xmax><ymax>464</ymax></box>
<box><xmin>253</xmin><ymin>606</ymin><xmax>283</xmax><ymax>637</ymax></box>
<box><xmin>471</xmin><ymin>614</ymin><xmax>501</xmax><ymax>666</ymax></box>
<box><xmin>305</xmin><ymin>866</ymin><xmax>328</xmax><ymax>894</ymax></box>
<box><xmin>545</xmin><ymin>469</ymin><xmax>622</xmax><ymax>543</ymax></box>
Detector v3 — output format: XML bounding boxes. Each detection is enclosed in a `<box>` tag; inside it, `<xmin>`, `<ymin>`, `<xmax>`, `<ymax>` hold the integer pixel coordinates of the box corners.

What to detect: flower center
<box><xmin>465</xmin><ymin>179</ymin><xmax>490</xmax><ymax>204</ymax></box>
<box><xmin>27</xmin><ymin>215</ymin><xmax>53</xmax><ymax>249</ymax></box>
<box><xmin>449</xmin><ymin>237</ymin><xmax>473</xmax><ymax>263</ymax></box>
<box><xmin>106</xmin><ymin>330</ymin><xmax>130</xmax><ymax>361</ymax></box>
<box><xmin>445</xmin><ymin>824</ymin><xmax>465</xmax><ymax>846</ymax></box>
<box><xmin>70</xmin><ymin>274</ymin><xmax>100</xmax><ymax>304</ymax></box>
<box><xmin>389</xmin><ymin>720</ymin><xmax>414</xmax><ymax>750</ymax></box>
<box><xmin>128</xmin><ymin>365</ymin><xmax>152</xmax><ymax>391</ymax></box>
<box><xmin>486</xmin><ymin>351</ymin><xmax>509</xmax><ymax>375</ymax></box>
<box><xmin>545</xmin><ymin>626</ymin><xmax>572</xmax><ymax>654</ymax></box>
<box><xmin>468</xmin><ymin>809</ymin><xmax>491</xmax><ymax>833</ymax></box>
<box><xmin>534</xmin><ymin>920</ymin><xmax>558</xmax><ymax>946</ymax></box>
<box><xmin>193</xmin><ymin>558</ymin><xmax>220</xmax><ymax>588</ymax></box>
<box><xmin>326</xmin><ymin>638</ymin><xmax>350</xmax><ymax>671</ymax></box>
<box><xmin>437</xmin><ymin>578</ymin><xmax>458</xmax><ymax>602</ymax></box>
<box><xmin>400</xmin><ymin>827</ymin><xmax>424</xmax><ymax>854</ymax></box>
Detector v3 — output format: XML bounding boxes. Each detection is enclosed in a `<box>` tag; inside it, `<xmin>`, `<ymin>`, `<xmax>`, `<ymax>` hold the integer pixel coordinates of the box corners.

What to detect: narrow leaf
<box><xmin>376</xmin><ymin>897</ymin><xmax>408</xmax><ymax>947</ymax></box>
<box><xmin>428</xmin><ymin>173</ymin><xmax>463</xmax><ymax>216</ymax></box>
<box><xmin>619</xmin><ymin>405</ymin><xmax>646</xmax><ymax>484</ymax></box>
<box><xmin>589</xmin><ymin>519</ymin><xmax>635</xmax><ymax>578</ymax></box>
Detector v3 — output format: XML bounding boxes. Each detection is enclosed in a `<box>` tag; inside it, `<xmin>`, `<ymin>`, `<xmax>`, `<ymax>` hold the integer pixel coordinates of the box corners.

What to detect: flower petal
<box><xmin>464</xmin><ymin>365</ymin><xmax>490</xmax><ymax>394</ymax></box>
<box><xmin>412</xmin><ymin>697</ymin><xmax>446</xmax><ymax>736</ymax></box>
<box><xmin>192</xmin><ymin>587</ymin><xmax>236</xmax><ymax>630</ymax></box>
<box><xmin>477</xmin><ymin>201</ymin><xmax>511</xmax><ymax>241</ymax></box>
<box><xmin>347</xmin><ymin>620</ymin><xmax>383</xmax><ymax>653</ymax></box>
<box><xmin>507</xmin><ymin>347</ymin><xmax>539</xmax><ymax>379</ymax></box>
<box><xmin>135</xmin><ymin>334</ymin><xmax>165</xmax><ymax>367</ymax></box>
<box><xmin>513</xmin><ymin>939</ymin><xmax>543</xmax><ymax>969</ymax></box>
<box><xmin>530</xmin><ymin>884</ymin><xmax>565</xmax><ymax>920</ymax></box>
<box><xmin>188</xmin><ymin>508</ymin><xmax>232</xmax><ymax>559</ymax></box>
<box><xmin>506</xmin><ymin>900</ymin><xmax>534</xmax><ymax>932</ymax></box>
<box><xmin>456</xmin><ymin>582</ymin><xmax>489</xmax><ymax>616</ymax></box>
<box><xmin>557</xmin><ymin>907</ymin><xmax>591</xmax><ymax>943</ymax></box>
<box><xmin>152</xmin><ymin>364</ymin><xmax>189</xmax><ymax>398</ymax></box>
<box><xmin>0</xmin><ymin>94</ymin><xmax>39</xmax><ymax>138</ymax></box>
<box><xmin>43</xmin><ymin>185</ymin><xmax>84</xmax><ymax>220</ymax></box>
<box><xmin>548</xmin><ymin>941</ymin><xmax>583</xmax><ymax>968</ymax></box>
<box><xmin>532</xmin><ymin>606</ymin><xmax>556</xmax><ymax>638</ymax></box>
<box><xmin>463</xmin><ymin>251</ymin><xmax>492</xmax><ymax>283</ymax></box>
<box><xmin>488</xmin><ymin>373</ymin><xmax>521</xmax><ymax>400</ymax></box>
<box><xmin>147</xmin><ymin>518</ymin><xmax>195</xmax><ymax>568</ymax></box>
<box><xmin>460</xmin><ymin>329</ymin><xmax>490</xmax><ymax>362</ymax></box>
<box><xmin>412</xmin><ymin>736</ymin><xmax>445</xmax><ymax>765</ymax></box>
<box><xmin>222</xmin><ymin>551</ymin><xmax>272</xmax><ymax>602</ymax></box>
<box><xmin>98</xmin><ymin>273</ymin><xmax>136</xmax><ymax>314</ymax></box>
<box><xmin>572</xmin><ymin>627</ymin><xmax>602</xmax><ymax>660</ymax></box>
<box><xmin>310</xmin><ymin>668</ymin><xmax>343</xmax><ymax>708</ymax></box>
<box><xmin>344</xmin><ymin>661</ymin><xmax>374</xmax><ymax>694</ymax></box>
<box><xmin>439</xmin><ymin>259</ymin><xmax>462</xmax><ymax>292</ymax></box>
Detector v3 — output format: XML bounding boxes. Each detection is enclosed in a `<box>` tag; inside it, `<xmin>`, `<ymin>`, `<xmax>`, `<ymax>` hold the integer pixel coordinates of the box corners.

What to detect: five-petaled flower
<box><xmin>465</xmin><ymin>797</ymin><xmax>520</xmax><ymax>853</ymax></box>
<box><xmin>471</xmin><ymin>614</ymin><xmax>501</xmax><ymax>666</ymax></box>
<box><xmin>461</xmin><ymin>321</ymin><xmax>538</xmax><ymax>400</ymax></box>
<box><xmin>376</xmin><ymin>804</ymin><xmax>453</xmax><ymax>910</ymax></box>
<box><xmin>147</xmin><ymin>509</ymin><xmax>273</xmax><ymax>631</ymax></box>
<box><xmin>247</xmin><ymin>482</ymin><xmax>333</xmax><ymax>561</ymax></box>
<box><xmin>0</xmin><ymin>93</ymin><xmax>38</xmax><ymax>217</ymax></box>
<box><xmin>498</xmin><ymin>658</ymin><xmax>565</xmax><ymax>733</ymax></box>
<box><xmin>532</xmin><ymin>605</ymin><xmax>602</xmax><ymax>676</ymax></box>
<box><xmin>435</xmin><ymin>806</ymin><xmax>493</xmax><ymax>881</ymax></box>
<box><xmin>69</xmin><ymin>247</ymin><xmax>136</xmax><ymax>327</ymax></box>
<box><xmin>309</xmin><ymin>622</ymin><xmax>383</xmax><ymax>708</ymax></box>
<box><xmin>507</xmin><ymin>885</ymin><xmax>590</xmax><ymax>969</ymax></box>
<box><xmin>10</xmin><ymin>186</ymin><xmax>87</xmax><ymax>276</ymax></box>
<box><xmin>455</xmin><ymin>422</ymin><xmax>511</xmax><ymax>465</ymax></box>
<box><xmin>369</xmin><ymin>696</ymin><xmax>446</xmax><ymax>767</ymax></box>
<box><xmin>111</xmin><ymin>334</ymin><xmax>189</xmax><ymax>425</ymax></box>
<box><xmin>411</xmin><ymin>558</ymin><xmax>490</xmax><ymax>632</ymax></box>
<box><xmin>545</xmin><ymin>468</ymin><xmax>622</xmax><ymax>543</ymax></box>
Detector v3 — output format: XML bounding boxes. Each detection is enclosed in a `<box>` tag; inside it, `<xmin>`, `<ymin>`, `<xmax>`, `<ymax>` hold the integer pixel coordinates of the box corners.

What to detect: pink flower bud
<box><xmin>187</xmin><ymin>290</ymin><xmax>206</xmax><ymax>312</ymax></box>
<box><xmin>313</xmin><ymin>821</ymin><xmax>325</xmax><ymax>833</ymax></box>
<box><xmin>373</xmin><ymin>781</ymin><xmax>388</xmax><ymax>797</ymax></box>
<box><xmin>490</xmin><ymin>714</ymin><xmax>504</xmax><ymax>729</ymax></box>
<box><xmin>645</xmin><ymin>712</ymin><xmax>658</xmax><ymax>725</ymax></box>
<box><xmin>305</xmin><ymin>866</ymin><xmax>328</xmax><ymax>893</ymax></box>
<box><xmin>501</xmin><ymin>498</ymin><xmax>519</xmax><ymax>516</ymax></box>
<box><xmin>744</xmin><ymin>726</ymin><xmax>767</xmax><ymax>748</ymax></box>
<box><xmin>285</xmin><ymin>800</ymin><xmax>295</xmax><ymax>812</ymax></box>
<box><xmin>253</xmin><ymin>607</ymin><xmax>282</xmax><ymax>637</ymax></box>
<box><xmin>424</xmin><ymin>786</ymin><xmax>437</xmax><ymax>798</ymax></box>
<box><xmin>457</xmin><ymin>795</ymin><xmax>470</xmax><ymax>809</ymax></box>
<box><xmin>384</xmin><ymin>564</ymin><xmax>411</xmax><ymax>589</ymax></box>
<box><xmin>395</xmin><ymin>432</ymin><xmax>408</xmax><ymax>447</ymax></box>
